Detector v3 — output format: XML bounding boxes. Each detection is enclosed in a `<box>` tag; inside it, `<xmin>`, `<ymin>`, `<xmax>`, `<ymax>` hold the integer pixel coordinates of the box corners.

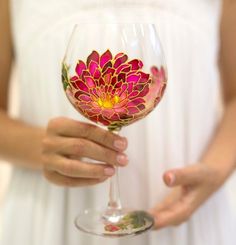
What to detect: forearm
<box><xmin>201</xmin><ymin>100</ymin><xmax>236</xmax><ymax>182</ymax></box>
<box><xmin>0</xmin><ymin>110</ymin><xmax>45</xmax><ymax>170</ymax></box>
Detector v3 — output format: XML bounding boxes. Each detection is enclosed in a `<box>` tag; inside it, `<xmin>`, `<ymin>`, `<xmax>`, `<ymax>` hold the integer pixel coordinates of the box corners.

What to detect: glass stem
<box><xmin>104</xmin><ymin>128</ymin><xmax>123</xmax><ymax>221</ymax></box>
<box><xmin>107</xmin><ymin>166</ymin><xmax>122</xmax><ymax>211</ymax></box>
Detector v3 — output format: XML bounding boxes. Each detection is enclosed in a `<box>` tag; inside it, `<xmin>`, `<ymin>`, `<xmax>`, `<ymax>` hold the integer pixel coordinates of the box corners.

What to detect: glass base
<box><xmin>75</xmin><ymin>208</ymin><xmax>154</xmax><ymax>237</ymax></box>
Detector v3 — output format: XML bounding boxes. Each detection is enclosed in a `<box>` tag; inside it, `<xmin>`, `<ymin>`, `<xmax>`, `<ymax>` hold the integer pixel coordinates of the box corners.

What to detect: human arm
<box><xmin>0</xmin><ymin>0</ymin><xmax>128</xmax><ymax>186</ymax></box>
<box><xmin>150</xmin><ymin>0</ymin><xmax>236</xmax><ymax>229</ymax></box>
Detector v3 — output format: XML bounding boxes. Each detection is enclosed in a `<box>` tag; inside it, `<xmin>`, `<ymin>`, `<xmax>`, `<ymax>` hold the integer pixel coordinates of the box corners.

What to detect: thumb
<box><xmin>163</xmin><ymin>164</ymin><xmax>205</xmax><ymax>187</ymax></box>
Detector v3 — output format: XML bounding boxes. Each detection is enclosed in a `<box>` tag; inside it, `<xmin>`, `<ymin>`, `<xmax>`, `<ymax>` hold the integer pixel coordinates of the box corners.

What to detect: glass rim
<box><xmin>72</xmin><ymin>22</ymin><xmax>156</xmax><ymax>27</ymax></box>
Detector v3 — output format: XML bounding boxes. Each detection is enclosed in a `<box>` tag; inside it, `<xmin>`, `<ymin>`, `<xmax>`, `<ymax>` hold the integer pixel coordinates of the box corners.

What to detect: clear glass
<box><xmin>62</xmin><ymin>23</ymin><xmax>167</xmax><ymax>237</ymax></box>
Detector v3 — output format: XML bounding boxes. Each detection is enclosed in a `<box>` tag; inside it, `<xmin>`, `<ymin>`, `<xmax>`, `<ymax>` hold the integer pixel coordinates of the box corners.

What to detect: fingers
<box><xmin>152</xmin><ymin>199</ymin><xmax>194</xmax><ymax>229</ymax></box>
<box><xmin>45</xmin><ymin>154</ymin><xmax>116</xmax><ymax>179</ymax></box>
<box><xmin>47</xmin><ymin>117</ymin><xmax>128</xmax><ymax>151</ymax></box>
<box><xmin>44</xmin><ymin>136</ymin><xmax>128</xmax><ymax>167</ymax></box>
<box><xmin>163</xmin><ymin>164</ymin><xmax>208</xmax><ymax>187</ymax></box>
<box><xmin>44</xmin><ymin>169</ymin><xmax>108</xmax><ymax>187</ymax></box>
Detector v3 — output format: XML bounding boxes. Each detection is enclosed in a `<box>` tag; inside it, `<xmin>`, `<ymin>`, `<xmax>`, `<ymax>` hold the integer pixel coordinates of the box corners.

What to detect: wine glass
<box><xmin>62</xmin><ymin>23</ymin><xmax>167</xmax><ymax>237</ymax></box>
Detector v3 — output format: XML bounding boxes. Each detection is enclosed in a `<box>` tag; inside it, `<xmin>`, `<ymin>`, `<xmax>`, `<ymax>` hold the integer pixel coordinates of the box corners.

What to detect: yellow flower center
<box><xmin>97</xmin><ymin>95</ymin><xmax>120</xmax><ymax>109</ymax></box>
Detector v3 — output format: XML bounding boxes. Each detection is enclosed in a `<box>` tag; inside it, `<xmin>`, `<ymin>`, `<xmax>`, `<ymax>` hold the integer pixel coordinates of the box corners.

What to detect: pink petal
<box><xmin>78</xmin><ymin>94</ymin><xmax>92</xmax><ymax>102</ymax></box>
<box><xmin>88</xmin><ymin>60</ymin><xmax>99</xmax><ymax>76</ymax></box>
<box><xmin>100</xmin><ymin>50</ymin><xmax>112</xmax><ymax>68</ymax></box>
<box><xmin>102</xmin><ymin>109</ymin><xmax>115</xmax><ymax>119</ymax></box>
<box><xmin>127</xmin><ymin>107</ymin><xmax>140</xmax><ymax>115</ymax></box>
<box><xmin>127</xmin><ymin>98</ymin><xmax>145</xmax><ymax>107</ymax></box>
<box><xmin>119</xmin><ymin>84</ymin><xmax>128</xmax><ymax>96</ymax></box>
<box><xmin>128</xmin><ymin>59</ymin><xmax>143</xmax><ymax>71</ymax></box>
<box><xmin>87</xmin><ymin>51</ymin><xmax>99</xmax><ymax>67</ymax></box>
<box><xmin>110</xmin><ymin>113</ymin><xmax>120</xmax><ymax>121</ymax></box>
<box><xmin>137</xmin><ymin>104</ymin><xmax>145</xmax><ymax>111</ymax></box>
<box><xmin>84</xmin><ymin>76</ymin><xmax>96</xmax><ymax>88</ymax></box>
<box><xmin>76</xmin><ymin>60</ymin><xmax>86</xmax><ymax>77</ymax></box>
<box><xmin>114</xmin><ymin>54</ymin><xmax>128</xmax><ymax>69</ymax></box>
<box><xmin>151</xmin><ymin>66</ymin><xmax>159</xmax><ymax>76</ymax></box>
<box><xmin>114</xmin><ymin>99</ymin><xmax>128</xmax><ymax>109</ymax></box>
<box><xmin>91</xmin><ymin>108</ymin><xmax>102</xmax><ymax>114</ymax></box>
<box><xmin>115</xmin><ymin>52</ymin><xmax>125</xmax><ymax>59</ymax></box>
<box><xmin>127</xmin><ymin>74</ymin><xmax>141</xmax><ymax>83</ymax></box>
<box><xmin>78</xmin><ymin>102</ymin><xmax>92</xmax><ymax>110</ymax></box>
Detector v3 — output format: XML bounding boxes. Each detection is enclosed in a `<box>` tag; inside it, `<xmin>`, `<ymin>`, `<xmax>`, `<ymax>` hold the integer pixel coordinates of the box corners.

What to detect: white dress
<box><xmin>1</xmin><ymin>0</ymin><xmax>236</xmax><ymax>244</ymax></box>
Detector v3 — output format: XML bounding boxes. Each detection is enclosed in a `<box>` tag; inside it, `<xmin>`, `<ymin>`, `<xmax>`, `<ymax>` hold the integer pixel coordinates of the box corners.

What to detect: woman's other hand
<box><xmin>149</xmin><ymin>162</ymin><xmax>228</xmax><ymax>229</ymax></box>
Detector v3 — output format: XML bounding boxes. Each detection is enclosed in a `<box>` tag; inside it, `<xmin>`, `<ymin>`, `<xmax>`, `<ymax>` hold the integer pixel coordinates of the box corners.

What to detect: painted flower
<box><xmin>62</xmin><ymin>50</ymin><xmax>166</xmax><ymax>129</ymax></box>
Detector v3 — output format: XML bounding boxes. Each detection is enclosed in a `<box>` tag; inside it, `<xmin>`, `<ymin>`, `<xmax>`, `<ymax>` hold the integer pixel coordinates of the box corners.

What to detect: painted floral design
<box><xmin>104</xmin><ymin>211</ymin><xmax>152</xmax><ymax>233</ymax></box>
<box><xmin>62</xmin><ymin>50</ymin><xmax>166</xmax><ymax>130</ymax></box>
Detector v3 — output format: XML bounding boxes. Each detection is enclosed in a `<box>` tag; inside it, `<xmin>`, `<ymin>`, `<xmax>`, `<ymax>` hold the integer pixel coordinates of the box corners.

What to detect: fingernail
<box><xmin>167</xmin><ymin>173</ymin><xmax>175</xmax><ymax>186</ymax></box>
<box><xmin>113</xmin><ymin>139</ymin><xmax>127</xmax><ymax>151</ymax></box>
<box><xmin>116</xmin><ymin>154</ymin><xmax>129</xmax><ymax>165</ymax></box>
<box><xmin>104</xmin><ymin>168</ymin><xmax>115</xmax><ymax>176</ymax></box>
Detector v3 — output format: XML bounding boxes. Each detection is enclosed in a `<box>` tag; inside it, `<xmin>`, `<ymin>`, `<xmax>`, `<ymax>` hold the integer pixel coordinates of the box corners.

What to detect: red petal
<box><xmin>138</xmin><ymin>84</ymin><xmax>149</xmax><ymax>97</ymax></box>
<box><xmin>100</xmin><ymin>50</ymin><xmax>112</xmax><ymax>68</ymax></box>
<box><xmin>116</xmin><ymin>64</ymin><xmax>131</xmax><ymax>74</ymax></box>
<box><xmin>98</xmin><ymin>115</ymin><xmax>110</xmax><ymax>126</ymax></box>
<box><xmin>129</xmin><ymin>91</ymin><xmax>139</xmax><ymax>98</ymax></box>
<box><xmin>93</xmin><ymin>69</ymin><xmax>101</xmax><ymax>79</ymax></box>
<box><xmin>103</xmin><ymin>67</ymin><xmax>115</xmax><ymax>76</ymax></box>
<box><xmin>98</xmin><ymin>77</ymin><xmax>105</xmax><ymax>86</ymax></box>
<box><xmin>81</xmin><ymin>70</ymin><xmax>90</xmax><ymax>80</ymax></box>
<box><xmin>114</xmin><ymin>52</ymin><xmax>125</xmax><ymax>59</ymax></box>
<box><xmin>102</xmin><ymin>61</ymin><xmax>112</xmax><ymax>73</ymax></box>
<box><xmin>74</xmin><ymin>90</ymin><xmax>90</xmax><ymax>99</ymax></box>
<box><xmin>138</xmin><ymin>72</ymin><xmax>150</xmax><ymax>83</ymax></box>
<box><xmin>75</xmin><ymin>60</ymin><xmax>86</xmax><ymax>77</ymax></box>
<box><xmin>117</xmin><ymin>73</ymin><xmax>126</xmax><ymax>83</ymax></box>
<box><xmin>76</xmin><ymin>80</ymin><xmax>89</xmax><ymax>93</ymax></box>
<box><xmin>127</xmin><ymin>83</ymin><xmax>133</xmax><ymax>93</ymax></box>
<box><xmin>87</xmin><ymin>51</ymin><xmax>99</xmax><ymax>67</ymax></box>
<box><xmin>128</xmin><ymin>59</ymin><xmax>143</xmax><ymax>71</ymax></box>
<box><xmin>127</xmin><ymin>98</ymin><xmax>145</xmax><ymax>107</ymax></box>
<box><xmin>114</xmin><ymin>54</ymin><xmax>128</xmax><ymax>69</ymax></box>
<box><xmin>137</xmin><ymin>104</ymin><xmax>145</xmax><ymax>111</ymax></box>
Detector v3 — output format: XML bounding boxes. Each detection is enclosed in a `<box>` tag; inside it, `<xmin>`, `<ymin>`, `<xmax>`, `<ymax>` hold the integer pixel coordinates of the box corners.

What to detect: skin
<box><xmin>0</xmin><ymin>0</ymin><xmax>236</xmax><ymax>230</ymax></box>
<box><xmin>150</xmin><ymin>0</ymin><xmax>236</xmax><ymax>229</ymax></box>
